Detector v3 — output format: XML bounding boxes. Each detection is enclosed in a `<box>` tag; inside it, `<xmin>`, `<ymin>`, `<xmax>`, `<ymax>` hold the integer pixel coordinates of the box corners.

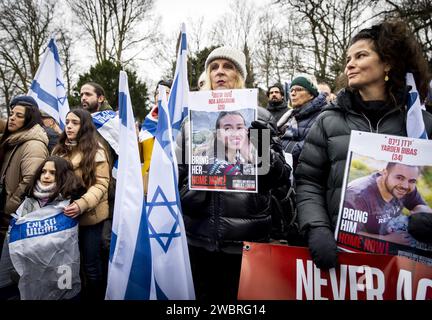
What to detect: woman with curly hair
<box><xmin>295</xmin><ymin>19</ymin><xmax>432</xmax><ymax>270</ymax></box>
<box><xmin>52</xmin><ymin>109</ymin><xmax>111</xmax><ymax>300</ymax></box>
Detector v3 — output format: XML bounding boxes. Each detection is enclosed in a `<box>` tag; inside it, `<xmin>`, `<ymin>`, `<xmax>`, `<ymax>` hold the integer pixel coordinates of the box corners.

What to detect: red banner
<box><xmin>238</xmin><ymin>242</ymin><xmax>432</xmax><ymax>300</ymax></box>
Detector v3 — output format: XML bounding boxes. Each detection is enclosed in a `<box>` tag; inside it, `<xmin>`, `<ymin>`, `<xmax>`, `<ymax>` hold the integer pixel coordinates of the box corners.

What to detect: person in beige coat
<box><xmin>0</xmin><ymin>96</ymin><xmax>49</xmax><ymax>254</ymax></box>
<box><xmin>52</xmin><ymin>108</ymin><xmax>110</xmax><ymax>300</ymax></box>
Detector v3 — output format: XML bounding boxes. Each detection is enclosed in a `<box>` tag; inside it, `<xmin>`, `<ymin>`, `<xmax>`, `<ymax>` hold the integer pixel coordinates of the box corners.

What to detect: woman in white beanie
<box><xmin>178</xmin><ymin>46</ymin><xmax>291</xmax><ymax>300</ymax></box>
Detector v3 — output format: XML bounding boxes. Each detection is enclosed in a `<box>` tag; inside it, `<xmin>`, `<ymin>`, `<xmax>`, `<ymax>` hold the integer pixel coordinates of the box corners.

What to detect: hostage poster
<box><xmin>188</xmin><ymin>89</ymin><xmax>258</xmax><ymax>192</ymax></box>
<box><xmin>335</xmin><ymin>131</ymin><xmax>432</xmax><ymax>265</ymax></box>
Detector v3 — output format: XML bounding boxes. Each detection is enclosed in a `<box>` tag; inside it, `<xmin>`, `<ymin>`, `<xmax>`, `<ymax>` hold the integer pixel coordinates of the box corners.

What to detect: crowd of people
<box><xmin>0</xmin><ymin>18</ymin><xmax>431</xmax><ymax>300</ymax></box>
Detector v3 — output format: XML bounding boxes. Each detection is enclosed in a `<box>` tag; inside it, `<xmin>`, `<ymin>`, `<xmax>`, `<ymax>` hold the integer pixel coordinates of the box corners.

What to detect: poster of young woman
<box><xmin>188</xmin><ymin>89</ymin><xmax>258</xmax><ymax>192</ymax></box>
<box><xmin>335</xmin><ymin>131</ymin><xmax>432</xmax><ymax>265</ymax></box>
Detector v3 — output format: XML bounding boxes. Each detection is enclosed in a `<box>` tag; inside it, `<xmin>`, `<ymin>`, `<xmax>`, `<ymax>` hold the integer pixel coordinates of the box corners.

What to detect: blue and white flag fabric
<box><xmin>92</xmin><ymin>111</ymin><xmax>120</xmax><ymax>178</ymax></box>
<box><xmin>28</xmin><ymin>37</ymin><xmax>69</xmax><ymax>129</ymax></box>
<box><xmin>406</xmin><ymin>72</ymin><xmax>428</xmax><ymax>139</ymax></box>
<box><xmin>8</xmin><ymin>199</ymin><xmax>80</xmax><ymax>300</ymax></box>
<box><xmin>138</xmin><ymin>106</ymin><xmax>158</xmax><ymax>142</ymax></box>
<box><xmin>106</xmin><ymin>71</ymin><xmax>154</xmax><ymax>300</ymax></box>
<box><xmin>167</xmin><ymin>23</ymin><xmax>189</xmax><ymax>140</ymax></box>
<box><xmin>145</xmin><ymin>85</ymin><xmax>195</xmax><ymax>300</ymax></box>
<box><xmin>92</xmin><ymin>110</ymin><xmax>120</xmax><ymax>155</ymax></box>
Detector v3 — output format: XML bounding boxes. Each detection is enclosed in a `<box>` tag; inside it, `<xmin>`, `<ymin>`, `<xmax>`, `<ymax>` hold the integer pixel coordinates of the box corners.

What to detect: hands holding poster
<box><xmin>335</xmin><ymin>131</ymin><xmax>432</xmax><ymax>265</ymax></box>
<box><xmin>188</xmin><ymin>89</ymin><xmax>258</xmax><ymax>192</ymax></box>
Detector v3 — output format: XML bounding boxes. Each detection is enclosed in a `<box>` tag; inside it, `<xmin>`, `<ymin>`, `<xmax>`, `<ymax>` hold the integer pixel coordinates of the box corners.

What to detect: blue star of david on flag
<box><xmin>56</xmin><ymin>79</ymin><xmax>65</xmax><ymax>88</ymax></box>
<box><xmin>146</xmin><ymin>186</ymin><xmax>181</xmax><ymax>253</ymax></box>
<box><xmin>145</xmin><ymin>37</ymin><xmax>195</xmax><ymax>298</ymax></box>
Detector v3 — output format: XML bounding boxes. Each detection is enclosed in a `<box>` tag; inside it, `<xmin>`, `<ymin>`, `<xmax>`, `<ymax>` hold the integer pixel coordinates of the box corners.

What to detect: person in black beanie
<box><xmin>266</xmin><ymin>83</ymin><xmax>288</xmax><ymax>122</ymax></box>
<box><xmin>295</xmin><ymin>19</ymin><xmax>432</xmax><ymax>270</ymax></box>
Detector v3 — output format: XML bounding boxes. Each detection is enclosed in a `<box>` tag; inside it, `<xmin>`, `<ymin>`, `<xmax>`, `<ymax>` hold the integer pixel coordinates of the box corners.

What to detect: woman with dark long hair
<box><xmin>295</xmin><ymin>20</ymin><xmax>432</xmax><ymax>270</ymax></box>
<box><xmin>0</xmin><ymin>96</ymin><xmax>48</xmax><ymax>252</ymax></box>
<box><xmin>52</xmin><ymin>108</ymin><xmax>111</xmax><ymax>300</ymax></box>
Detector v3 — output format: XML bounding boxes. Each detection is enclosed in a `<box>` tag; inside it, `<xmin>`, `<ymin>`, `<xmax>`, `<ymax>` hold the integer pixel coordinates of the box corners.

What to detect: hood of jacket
<box><xmin>277</xmin><ymin>93</ymin><xmax>327</xmax><ymax>128</ymax></box>
<box><xmin>4</xmin><ymin>124</ymin><xmax>49</xmax><ymax>148</ymax></box>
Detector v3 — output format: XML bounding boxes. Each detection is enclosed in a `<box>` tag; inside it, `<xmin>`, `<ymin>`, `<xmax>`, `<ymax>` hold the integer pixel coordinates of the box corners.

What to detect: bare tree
<box><xmin>0</xmin><ymin>0</ymin><xmax>56</xmax><ymax>103</ymax></box>
<box><xmin>208</xmin><ymin>0</ymin><xmax>258</xmax><ymax>87</ymax></box>
<box><xmin>69</xmin><ymin>0</ymin><xmax>159</xmax><ymax>66</ymax></box>
<box><xmin>56</xmin><ymin>29</ymin><xmax>76</xmax><ymax>98</ymax></box>
<box><xmin>209</xmin><ymin>0</ymin><xmax>257</xmax><ymax>48</ymax></box>
<box><xmin>276</xmin><ymin>0</ymin><xmax>372</xmax><ymax>84</ymax></box>
<box><xmin>68</xmin><ymin>0</ymin><xmax>112</xmax><ymax>63</ymax></box>
<box><xmin>254</xmin><ymin>7</ymin><xmax>306</xmax><ymax>88</ymax></box>
<box><xmin>373</xmin><ymin>0</ymin><xmax>432</xmax><ymax>65</ymax></box>
<box><xmin>188</xmin><ymin>16</ymin><xmax>205</xmax><ymax>54</ymax></box>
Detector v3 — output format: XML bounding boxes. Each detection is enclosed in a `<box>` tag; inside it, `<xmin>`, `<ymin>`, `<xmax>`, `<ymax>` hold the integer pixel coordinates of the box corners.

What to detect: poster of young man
<box><xmin>335</xmin><ymin>131</ymin><xmax>432</xmax><ymax>265</ymax></box>
<box><xmin>188</xmin><ymin>89</ymin><xmax>258</xmax><ymax>192</ymax></box>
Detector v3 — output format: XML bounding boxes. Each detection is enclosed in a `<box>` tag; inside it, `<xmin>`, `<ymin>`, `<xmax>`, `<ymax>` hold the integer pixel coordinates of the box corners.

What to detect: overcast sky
<box><xmin>68</xmin><ymin>0</ymin><xmax>270</xmax><ymax>91</ymax></box>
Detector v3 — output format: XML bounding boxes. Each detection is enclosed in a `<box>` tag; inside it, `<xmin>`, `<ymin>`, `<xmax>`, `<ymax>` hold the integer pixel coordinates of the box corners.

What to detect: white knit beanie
<box><xmin>205</xmin><ymin>46</ymin><xmax>247</xmax><ymax>80</ymax></box>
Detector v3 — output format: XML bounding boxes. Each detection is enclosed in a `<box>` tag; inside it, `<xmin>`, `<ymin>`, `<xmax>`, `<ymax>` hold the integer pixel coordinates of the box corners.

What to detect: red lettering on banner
<box><xmin>191</xmin><ymin>175</ymin><xmax>208</xmax><ymax>185</ymax></box>
<box><xmin>363</xmin><ymin>238</ymin><xmax>389</xmax><ymax>254</ymax></box>
<box><xmin>208</xmin><ymin>175</ymin><xmax>226</xmax><ymax>186</ymax></box>
<box><xmin>338</xmin><ymin>232</ymin><xmax>361</xmax><ymax>249</ymax></box>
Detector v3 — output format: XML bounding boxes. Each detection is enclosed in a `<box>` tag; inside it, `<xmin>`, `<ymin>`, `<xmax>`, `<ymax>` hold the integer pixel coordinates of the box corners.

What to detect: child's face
<box><xmin>65</xmin><ymin>112</ymin><xmax>81</xmax><ymax>141</ymax></box>
<box><xmin>40</xmin><ymin>161</ymin><xmax>56</xmax><ymax>186</ymax></box>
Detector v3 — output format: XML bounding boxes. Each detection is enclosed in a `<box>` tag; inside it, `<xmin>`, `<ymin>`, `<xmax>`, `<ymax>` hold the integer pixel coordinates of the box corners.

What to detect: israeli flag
<box><xmin>105</xmin><ymin>71</ymin><xmax>153</xmax><ymax>300</ymax></box>
<box><xmin>406</xmin><ymin>72</ymin><xmax>428</xmax><ymax>139</ymax></box>
<box><xmin>145</xmin><ymin>85</ymin><xmax>195</xmax><ymax>299</ymax></box>
<box><xmin>92</xmin><ymin>110</ymin><xmax>120</xmax><ymax>155</ymax></box>
<box><xmin>28</xmin><ymin>37</ymin><xmax>69</xmax><ymax>129</ymax></box>
<box><xmin>168</xmin><ymin>23</ymin><xmax>189</xmax><ymax>140</ymax></box>
<box><xmin>92</xmin><ymin>110</ymin><xmax>120</xmax><ymax>178</ymax></box>
<box><xmin>138</xmin><ymin>106</ymin><xmax>158</xmax><ymax>142</ymax></box>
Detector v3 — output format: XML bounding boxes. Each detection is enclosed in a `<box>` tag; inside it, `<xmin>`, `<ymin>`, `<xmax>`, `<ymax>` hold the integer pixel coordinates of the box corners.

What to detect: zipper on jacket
<box><xmin>376</xmin><ymin>108</ymin><xmax>400</xmax><ymax>133</ymax></box>
<box><xmin>353</xmin><ymin>107</ymin><xmax>400</xmax><ymax>134</ymax></box>
<box><xmin>359</xmin><ymin>112</ymin><xmax>373</xmax><ymax>133</ymax></box>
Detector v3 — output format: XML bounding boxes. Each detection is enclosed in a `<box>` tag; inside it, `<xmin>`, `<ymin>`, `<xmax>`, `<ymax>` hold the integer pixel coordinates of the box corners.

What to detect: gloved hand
<box><xmin>249</xmin><ymin>120</ymin><xmax>276</xmax><ymax>152</ymax></box>
<box><xmin>408</xmin><ymin>212</ymin><xmax>432</xmax><ymax>244</ymax></box>
<box><xmin>307</xmin><ymin>226</ymin><xmax>338</xmax><ymax>269</ymax></box>
<box><xmin>249</xmin><ymin>120</ymin><xmax>291</xmax><ymax>193</ymax></box>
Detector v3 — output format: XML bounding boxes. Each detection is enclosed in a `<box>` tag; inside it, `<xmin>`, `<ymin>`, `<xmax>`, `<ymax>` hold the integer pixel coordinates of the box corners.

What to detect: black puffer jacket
<box><xmin>178</xmin><ymin>107</ymin><xmax>290</xmax><ymax>254</ymax></box>
<box><xmin>278</xmin><ymin>93</ymin><xmax>327</xmax><ymax>169</ymax></box>
<box><xmin>295</xmin><ymin>89</ymin><xmax>432</xmax><ymax>233</ymax></box>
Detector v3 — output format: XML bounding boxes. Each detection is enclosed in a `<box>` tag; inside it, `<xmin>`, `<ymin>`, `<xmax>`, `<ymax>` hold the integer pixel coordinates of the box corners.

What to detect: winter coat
<box><xmin>294</xmin><ymin>88</ymin><xmax>432</xmax><ymax>234</ymax></box>
<box><xmin>267</xmin><ymin>100</ymin><xmax>289</xmax><ymax>123</ymax></box>
<box><xmin>0</xmin><ymin>124</ymin><xmax>49</xmax><ymax>216</ymax></box>
<box><xmin>277</xmin><ymin>93</ymin><xmax>327</xmax><ymax>169</ymax></box>
<box><xmin>43</xmin><ymin>127</ymin><xmax>60</xmax><ymax>153</ymax></box>
<box><xmin>178</xmin><ymin>107</ymin><xmax>290</xmax><ymax>254</ymax></box>
<box><xmin>57</xmin><ymin>147</ymin><xmax>110</xmax><ymax>226</ymax></box>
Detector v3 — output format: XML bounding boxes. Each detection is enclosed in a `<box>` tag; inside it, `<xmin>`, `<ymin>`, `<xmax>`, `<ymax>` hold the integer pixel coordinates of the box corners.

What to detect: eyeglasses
<box><xmin>290</xmin><ymin>87</ymin><xmax>306</xmax><ymax>93</ymax></box>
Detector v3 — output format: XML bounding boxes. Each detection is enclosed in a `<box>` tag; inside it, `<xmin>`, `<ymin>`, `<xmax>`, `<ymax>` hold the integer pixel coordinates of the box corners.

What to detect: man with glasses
<box><xmin>277</xmin><ymin>74</ymin><xmax>328</xmax><ymax>169</ymax></box>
